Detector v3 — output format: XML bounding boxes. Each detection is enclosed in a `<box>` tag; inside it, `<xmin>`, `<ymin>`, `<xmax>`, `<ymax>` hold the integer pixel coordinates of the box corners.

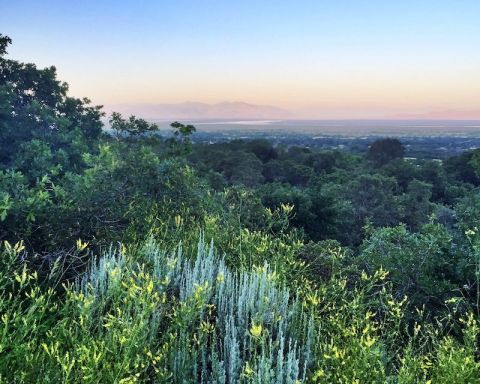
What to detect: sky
<box><xmin>1</xmin><ymin>0</ymin><xmax>480</xmax><ymax>119</ymax></box>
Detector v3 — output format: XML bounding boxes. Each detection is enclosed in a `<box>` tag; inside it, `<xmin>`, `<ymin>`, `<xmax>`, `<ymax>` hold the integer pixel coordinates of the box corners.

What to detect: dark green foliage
<box><xmin>312</xmin><ymin>149</ymin><xmax>353</xmax><ymax>174</ymax></box>
<box><xmin>0</xmin><ymin>34</ymin><xmax>12</xmax><ymax>55</ymax></box>
<box><xmin>418</xmin><ymin>160</ymin><xmax>449</xmax><ymax>203</ymax></box>
<box><xmin>400</xmin><ymin>179</ymin><xmax>434</xmax><ymax>231</ymax></box>
<box><xmin>360</xmin><ymin>223</ymin><xmax>466</xmax><ymax>311</ymax></box>
<box><xmin>348</xmin><ymin>173</ymin><xmax>400</xmax><ymax>230</ymax></box>
<box><xmin>0</xmin><ymin>35</ymin><xmax>103</xmax><ymax>173</ymax></box>
<box><xmin>260</xmin><ymin>183</ymin><xmax>315</xmax><ymax>234</ymax></box>
<box><xmin>444</xmin><ymin>149</ymin><xmax>480</xmax><ymax>186</ymax></box>
<box><xmin>168</xmin><ymin>121</ymin><xmax>196</xmax><ymax>156</ymax></box>
<box><xmin>246</xmin><ymin>138</ymin><xmax>277</xmax><ymax>163</ymax></box>
<box><xmin>228</xmin><ymin>152</ymin><xmax>265</xmax><ymax>187</ymax></box>
<box><xmin>171</xmin><ymin>120</ymin><xmax>196</xmax><ymax>137</ymax></box>
<box><xmin>455</xmin><ymin>192</ymin><xmax>480</xmax><ymax>233</ymax></box>
<box><xmin>189</xmin><ymin>134</ymin><xmax>480</xmax><ymax>247</ymax></box>
<box><xmin>381</xmin><ymin>158</ymin><xmax>418</xmax><ymax>191</ymax></box>
<box><xmin>109</xmin><ymin>112</ymin><xmax>159</xmax><ymax>137</ymax></box>
<box><xmin>367</xmin><ymin>137</ymin><xmax>405</xmax><ymax>167</ymax></box>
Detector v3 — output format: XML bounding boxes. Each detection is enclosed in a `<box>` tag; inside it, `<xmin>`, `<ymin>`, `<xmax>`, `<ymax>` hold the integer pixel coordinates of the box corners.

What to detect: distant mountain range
<box><xmin>103</xmin><ymin>102</ymin><xmax>480</xmax><ymax>121</ymax></box>
<box><xmin>388</xmin><ymin>109</ymin><xmax>480</xmax><ymax>120</ymax></box>
<box><xmin>104</xmin><ymin>101</ymin><xmax>293</xmax><ymax>120</ymax></box>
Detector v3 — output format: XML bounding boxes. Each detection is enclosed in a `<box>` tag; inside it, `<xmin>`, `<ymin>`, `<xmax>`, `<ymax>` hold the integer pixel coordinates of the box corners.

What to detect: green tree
<box><xmin>444</xmin><ymin>149</ymin><xmax>480</xmax><ymax>186</ymax></box>
<box><xmin>311</xmin><ymin>150</ymin><xmax>356</xmax><ymax>174</ymax></box>
<box><xmin>0</xmin><ymin>34</ymin><xmax>12</xmax><ymax>55</ymax></box>
<box><xmin>468</xmin><ymin>149</ymin><xmax>480</xmax><ymax>178</ymax></box>
<box><xmin>246</xmin><ymin>139</ymin><xmax>277</xmax><ymax>163</ymax></box>
<box><xmin>0</xmin><ymin>34</ymin><xmax>103</xmax><ymax>172</ymax></box>
<box><xmin>360</xmin><ymin>224</ymin><xmax>462</xmax><ymax>311</ymax></box>
<box><xmin>367</xmin><ymin>138</ymin><xmax>405</xmax><ymax>167</ymax></box>
<box><xmin>169</xmin><ymin>121</ymin><xmax>196</xmax><ymax>155</ymax></box>
<box><xmin>285</xmin><ymin>162</ymin><xmax>313</xmax><ymax>186</ymax></box>
<box><xmin>308</xmin><ymin>181</ymin><xmax>354</xmax><ymax>243</ymax></box>
<box><xmin>109</xmin><ymin>112</ymin><xmax>159</xmax><ymax>138</ymax></box>
<box><xmin>262</xmin><ymin>159</ymin><xmax>289</xmax><ymax>183</ymax></box>
<box><xmin>349</xmin><ymin>174</ymin><xmax>400</xmax><ymax>230</ymax></box>
<box><xmin>260</xmin><ymin>183</ymin><xmax>315</xmax><ymax>236</ymax></box>
<box><xmin>381</xmin><ymin>158</ymin><xmax>418</xmax><ymax>192</ymax></box>
<box><xmin>400</xmin><ymin>179</ymin><xmax>434</xmax><ymax>231</ymax></box>
<box><xmin>418</xmin><ymin>160</ymin><xmax>449</xmax><ymax>203</ymax></box>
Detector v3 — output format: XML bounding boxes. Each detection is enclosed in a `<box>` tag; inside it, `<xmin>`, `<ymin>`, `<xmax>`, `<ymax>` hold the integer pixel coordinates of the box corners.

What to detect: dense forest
<box><xmin>1</xmin><ymin>34</ymin><xmax>480</xmax><ymax>383</ymax></box>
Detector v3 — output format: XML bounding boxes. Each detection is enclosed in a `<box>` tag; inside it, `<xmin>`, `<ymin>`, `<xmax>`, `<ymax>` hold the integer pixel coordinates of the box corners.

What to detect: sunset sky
<box><xmin>2</xmin><ymin>0</ymin><xmax>479</xmax><ymax>118</ymax></box>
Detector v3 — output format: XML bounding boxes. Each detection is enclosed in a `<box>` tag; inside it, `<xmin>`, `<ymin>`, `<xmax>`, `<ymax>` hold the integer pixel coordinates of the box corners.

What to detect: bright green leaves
<box><xmin>0</xmin><ymin>193</ymin><xmax>11</xmax><ymax>221</ymax></box>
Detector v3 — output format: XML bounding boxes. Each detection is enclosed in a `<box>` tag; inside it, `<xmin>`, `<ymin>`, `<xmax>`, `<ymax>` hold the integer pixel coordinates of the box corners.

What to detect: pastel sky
<box><xmin>2</xmin><ymin>0</ymin><xmax>480</xmax><ymax>118</ymax></box>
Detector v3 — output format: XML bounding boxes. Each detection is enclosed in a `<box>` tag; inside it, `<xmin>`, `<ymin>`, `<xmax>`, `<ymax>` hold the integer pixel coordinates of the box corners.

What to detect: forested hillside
<box><xmin>1</xmin><ymin>34</ymin><xmax>480</xmax><ymax>383</ymax></box>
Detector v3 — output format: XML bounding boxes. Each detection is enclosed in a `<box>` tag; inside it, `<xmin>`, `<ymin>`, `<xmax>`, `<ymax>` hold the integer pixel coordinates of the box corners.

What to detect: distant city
<box><xmin>151</xmin><ymin>119</ymin><xmax>480</xmax><ymax>136</ymax></box>
<box><xmin>145</xmin><ymin>119</ymin><xmax>480</xmax><ymax>160</ymax></box>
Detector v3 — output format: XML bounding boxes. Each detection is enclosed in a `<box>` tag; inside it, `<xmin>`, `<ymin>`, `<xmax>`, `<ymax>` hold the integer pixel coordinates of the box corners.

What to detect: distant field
<box><xmin>153</xmin><ymin>119</ymin><xmax>480</xmax><ymax>137</ymax></box>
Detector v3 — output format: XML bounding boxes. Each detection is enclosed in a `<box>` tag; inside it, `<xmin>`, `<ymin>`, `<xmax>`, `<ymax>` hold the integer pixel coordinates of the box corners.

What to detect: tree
<box><xmin>359</xmin><ymin>224</ymin><xmax>464</xmax><ymax>311</ymax></box>
<box><xmin>246</xmin><ymin>139</ymin><xmax>277</xmax><ymax>163</ymax></box>
<box><xmin>260</xmin><ymin>183</ymin><xmax>315</xmax><ymax>234</ymax></box>
<box><xmin>367</xmin><ymin>138</ymin><xmax>405</xmax><ymax>167</ymax></box>
<box><xmin>348</xmin><ymin>173</ymin><xmax>400</xmax><ymax>230</ymax></box>
<box><xmin>285</xmin><ymin>162</ymin><xmax>313</xmax><ymax>186</ymax></box>
<box><xmin>418</xmin><ymin>160</ymin><xmax>449</xmax><ymax>203</ymax></box>
<box><xmin>468</xmin><ymin>149</ymin><xmax>480</xmax><ymax>179</ymax></box>
<box><xmin>262</xmin><ymin>159</ymin><xmax>289</xmax><ymax>183</ymax></box>
<box><xmin>109</xmin><ymin>112</ymin><xmax>159</xmax><ymax>138</ymax></box>
<box><xmin>308</xmin><ymin>181</ymin><xmax>354</xmax><ymax>243</ymax></box>
<box><xmin>381</xmin><ymin>158</ymin><xmax>418</xmax><ymax>192</ymax></box>
<box><xmin>399</xmin><ymin>179</ymin><xmax>434</xmax><ymax>231</ymax></box>
<box><xmin>0</xmin><ymin>34</ymin><xmax>104</xmax><ymax>172</ymax></box>
<box><xmin>171</xmin><ymin>121</ymin><xmax>196</xmax><ymax>137</ymax></box>
<box><xmin>455</xmin><ymin>192</ymin><xmax>480</xmax><ymax>234</ymax></box>
<box><xmin>311</xmin><ymin>150</ymin><xmax>353</xmax><ymax>174</ymax></box>
<box><xmin>444</xmin><ymin>149</ymin><xmax>480</xmax><ymax>186</ymax></box>
<box><xmin>168</xmin><ymin>121</ymin><xmax>196</xmax><ymax>155</ymax></box>
<box><xmin>227</xmin><ymin>152</ymin><xmax>264</xmax><ymax>187</ymax></box>
<box><xmin>0</xmin><ymin>34</ymin><xmax>12</xmax><ymax>55</ymax></box>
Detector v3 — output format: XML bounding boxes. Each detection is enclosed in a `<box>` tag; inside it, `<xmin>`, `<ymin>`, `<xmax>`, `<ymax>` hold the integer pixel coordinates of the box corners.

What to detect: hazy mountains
<box><xmin>104</xmin><ymin>102</ymin><xmax>480</xmax><ymax>121</ymax></box>
<box><xmin>388</xmin><ymin>109</ymin><xmax>480</xmax><ymax>120</ymax></box>
<box><xmin>104</xmin><ymin>102</ymin><xmax>292</xmax><ymax>120</ymax></box>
